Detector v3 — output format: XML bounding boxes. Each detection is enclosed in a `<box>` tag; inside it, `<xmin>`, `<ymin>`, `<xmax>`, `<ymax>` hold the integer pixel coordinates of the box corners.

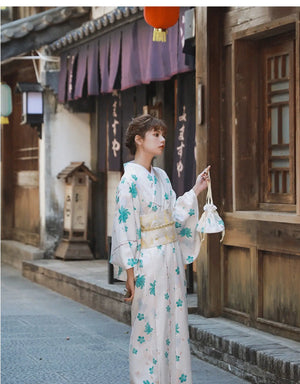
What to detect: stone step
<box><xmin>22</xmin><ymin>259</ymin><xmax>300</xmax><ymax>384</ymax></box>
<box><xmin>189</xmin><ymin>315</ymin><xmax>300</xmax><ymax>384</ymax></box>
<box><xmin>1</xmin><ymin>240</ymin><xmax>44</xmax><ymax>270</ymax></box>
<box><xmin>22</xmin><ymin>259</ymin><xmax>132</xmax><ymax>325</ymax></box>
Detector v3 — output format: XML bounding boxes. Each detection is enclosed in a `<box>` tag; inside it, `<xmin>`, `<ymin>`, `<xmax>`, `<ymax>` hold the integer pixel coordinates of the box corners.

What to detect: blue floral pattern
<box><xmin>149</xmin><ymin>280</ymin><xmax>156</xmax><ymax>296</ymax></box>
<box><xmin>179</xmin><ymin>227</ymin><xmax>192</xmax><ymax>238</ymax></box>
<box><xmin>145</xmin><ymin>322</ymin><xmax>153</xmax><ymax>335</ymax></box>
<box><xmin>176</xmin><ymin>299</ymin><xmax>183</xmax><ymax>307</ymax></box>
<box><xmin>136</xmin><ymin>275</ymin><xmax>146</xmax><ymax>289</ymax></box>
<box><xmin>186</xmin><ymin>256</ymin><xmax>194</xmax><ymax>263</ymax></box>
<box><xmin>129</xmin><ymin>183</ymin><xmax>138</xmax><ymax>198</ymax></box>
<box><xmin>118</xmin><ymin>206</ymin><xmax>130</xmax><ymax>224</ymax></box>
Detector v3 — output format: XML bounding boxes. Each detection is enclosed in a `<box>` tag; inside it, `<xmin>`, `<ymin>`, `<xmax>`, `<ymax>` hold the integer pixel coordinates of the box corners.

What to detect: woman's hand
<box><xmin>193</xmin><ymin>165</ymin><xmax>211</xmax><ymax>196</ymax></box>
<box><xmin>125</xmin><ymin>268</ymin><xmax>135</xmax><ymax>303</ymax></box>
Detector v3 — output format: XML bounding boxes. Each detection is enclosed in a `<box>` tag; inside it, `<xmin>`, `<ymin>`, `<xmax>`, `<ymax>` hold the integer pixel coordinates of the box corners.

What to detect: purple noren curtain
<box><xmin>58</xmin><ymin>52</ymin><xmax>68</xmax><ymax>103</ymax></box>
<box><xmin>99</xmin><ymin>34</ymin><xmax>110</xmax><ymax>93</ymax></box>
<box><xmin>59</xmin><ymin>7</ymin><xmax>193</xmax><ymax>101</ymax></box>
<box><xmin>121</xmin><ymin>23</ymin><xmax>142</xmax><ymax>91</ymax></box>
<box><xmin>88</xmin><ymin>40</ymin><xmax>100</xmax><ymax>95</ymax></box>
<box><xmin>67</xmin><ymin>49</ymin><xmax>78</xmax><ymax>101</ymax></box>
<box><xmin>108</xmin><ymin>31</ymin><xmax>121</xmax><ymax>92</ymax></box>
<box><xmin>137</xmin><ymin>18</ymin><xmax>176</xmax><ymax>83</ymax></box>
<box><xmin>74</xmin><ymin>44</ymin><xmax>88</xmax><ymax>99</ymax></box>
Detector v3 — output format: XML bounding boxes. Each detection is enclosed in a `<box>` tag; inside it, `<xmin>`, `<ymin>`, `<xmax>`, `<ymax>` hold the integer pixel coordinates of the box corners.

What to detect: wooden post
<box><xmin>296</xmin><ymin>16</ymin><xmax>300</xmax><ymax>215</ymax></box>
<box><xmin>195</xmin><ymin>7</ymin><xmax>223</xmax><ymax>317</ymax></box>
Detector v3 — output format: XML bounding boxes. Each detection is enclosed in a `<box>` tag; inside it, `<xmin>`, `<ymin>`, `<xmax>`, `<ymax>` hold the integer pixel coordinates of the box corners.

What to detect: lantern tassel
<box><xmin>153</xmin><ymin>28</ymin><xmax>167</xmax><ymax>42</ymax></box>
<box><xmin>1</xmin><ymin>116</ymin><xmax>9</xmax><ymax>125</ymax></box>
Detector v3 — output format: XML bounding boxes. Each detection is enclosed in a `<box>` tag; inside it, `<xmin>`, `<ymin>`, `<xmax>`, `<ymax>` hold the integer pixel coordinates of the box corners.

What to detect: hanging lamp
<box><xmin>1</xmin><ymin>83</ymin><xmax>12</xmax><ymax>125</ymax></box>
<box><xmin>144</xmin><ymin>6</ymin><xmax>180</xmax><ymax>43</ymax></box>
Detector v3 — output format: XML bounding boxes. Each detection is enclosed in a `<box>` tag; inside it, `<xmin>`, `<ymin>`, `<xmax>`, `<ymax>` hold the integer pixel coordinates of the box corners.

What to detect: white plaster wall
<box><xmin>51</xmin><ymin>104</ymin><xmax>91</xmax><ymax>209</ymax></box>
<box><xmin>39</xmin><ymin>92</ymin><xmax>91</xmax><ymax>255</ymax></box>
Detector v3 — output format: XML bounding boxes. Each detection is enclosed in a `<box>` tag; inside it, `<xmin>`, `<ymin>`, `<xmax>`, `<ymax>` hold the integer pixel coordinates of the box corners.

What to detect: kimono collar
<box><xmin>124</xmin><ymin>161</ymin><xmax>154</xmax><ymax>176</ymax></box>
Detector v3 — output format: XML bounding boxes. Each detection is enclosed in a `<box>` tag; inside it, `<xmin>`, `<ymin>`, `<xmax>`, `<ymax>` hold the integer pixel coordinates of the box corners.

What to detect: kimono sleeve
<box><xmin>110</xmin><ymin>179</ymin><xmax>141</xmax><ymax>278</ymax></box>
<box><xmin>172</xmin><ymin>188</ymin><xmax>201</xmax><ymax>265</ymax></box>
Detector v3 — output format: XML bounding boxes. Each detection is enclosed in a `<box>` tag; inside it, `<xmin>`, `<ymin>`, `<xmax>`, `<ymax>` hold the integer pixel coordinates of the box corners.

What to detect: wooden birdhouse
<box><xmin>55</xmin><ymin>162</ymin><xmax>97</xmax><ymax>260</ymax></box>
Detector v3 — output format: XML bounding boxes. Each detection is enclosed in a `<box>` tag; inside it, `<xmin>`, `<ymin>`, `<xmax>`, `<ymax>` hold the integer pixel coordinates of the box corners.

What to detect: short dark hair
<box><xmin>125</xmin><ymin>114</ymin><xmax>167</xmax><ymax>155</ymax></box>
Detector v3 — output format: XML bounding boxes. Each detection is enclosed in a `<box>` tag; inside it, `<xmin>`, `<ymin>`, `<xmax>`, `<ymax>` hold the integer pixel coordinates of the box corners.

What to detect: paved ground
<box><xmin>1</xmin><ymin>263</ymin><xmax>249</xmax><ymax>384</ymax></box>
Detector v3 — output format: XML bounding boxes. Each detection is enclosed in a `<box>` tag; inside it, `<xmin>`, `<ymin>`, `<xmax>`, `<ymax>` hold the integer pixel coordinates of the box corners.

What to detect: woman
<box><xmin>110</xmin><ymin>114</ymin><xmax>210</xmax><ymax>384</ymax></box>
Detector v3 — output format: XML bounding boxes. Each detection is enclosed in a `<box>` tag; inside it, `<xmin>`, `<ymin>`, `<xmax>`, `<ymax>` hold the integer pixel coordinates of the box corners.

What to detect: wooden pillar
<box><xmin>296</xmin><ymin>16</ymin><xmax>300</xmax><ymax>215</ymax></box>
<box><xmin>90</xmin><ymin>99</ymin><xmax>107</xmax><ymax>259</ymax></box>
<box><xmin>195</xmin><ymin>7</ymin><xmax>223</xmax><ymax>317</ymax></box>
<box><xmin>1</xmin><ymin>86</ymin><xmax>14</xmax><ymax>238</ymax></box>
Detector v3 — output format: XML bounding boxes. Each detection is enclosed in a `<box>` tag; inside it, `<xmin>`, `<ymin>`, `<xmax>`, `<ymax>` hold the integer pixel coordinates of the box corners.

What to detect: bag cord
<box><xmin>206</xmin><ymin>170</ymin><xmax>213</xmax><ymax>205</ymax></box>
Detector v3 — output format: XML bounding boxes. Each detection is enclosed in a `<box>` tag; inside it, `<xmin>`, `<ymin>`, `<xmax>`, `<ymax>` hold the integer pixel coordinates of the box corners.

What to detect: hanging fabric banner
<box><xmin>135</xmin><ymin>84</ymin><xmax>147</xmax><ymax>116</ymax></box>
<box><xmin>98</xmin><ymin>94</ymin><xmax>107</xmax><ymax>172</ymax></box>
<box><xmin>99</xmin><ymin>34</ymin><xmax>110</xmax><ymax>93</ymax></box>
<box><xmin>121</xmin><ymin>23</ymin><xmax>142</xmax><ymax>91</ymax></box>
<box><xmin>57</xmin><ymin>7</ymin><xmax>194</xmax><ymax>103</ymax></box>
<box><xmin>74</xmin><ymin>44</ymin><xmax>88</xmax><ymax>99</ymax></box>
<box><xmin>137</xmin><ymin>16</ymin><xmax>178</xmax><ymax>84</ymax></box>
<box><xmin>67</xmin><ymin>49</ymin><xmax>78</xmax><ymax>101</ymax></box>
<box><xmin>58</xmin><ymin>52</ymin><xmax>68</xmax><ymax>103</ymax></box>
<box><xmin>108</xmin><ymin>91</ymin><xmax>122</xmax><ymax>171</ymax></box>
<box><xmin>87</xmin><ymin>40</ymin><xmax>100</xmax><ymax>96</ymax></box>
<box><xmin>108</xmin><ymin>30</ymin><xmax>121</xmax><ymax>92</ymax></box>
<box><xmin>172</xmin><ymin>72</ymin><xmax>196</xmax><ymax>197</ymax></box>
<box><xmin>121</xmin><ymin>87</ymin><xmax>135</xmax><ymax>165</ymax></box>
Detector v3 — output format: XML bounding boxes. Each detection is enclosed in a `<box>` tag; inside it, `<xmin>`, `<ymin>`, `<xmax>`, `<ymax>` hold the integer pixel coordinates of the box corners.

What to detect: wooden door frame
<box><xmin>1</xmin><ymin>63</ymin><xmax>41</xmax><ymax>247</ymax></box>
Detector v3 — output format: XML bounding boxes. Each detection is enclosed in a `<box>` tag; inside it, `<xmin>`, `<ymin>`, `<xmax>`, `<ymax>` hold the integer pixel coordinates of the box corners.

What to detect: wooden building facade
<box><xmin>195</xmin><ymin>7</ymin><xmax>300</xmax><ymax>341</ymax></box>
<box><xmin>2</xmin><ymin>6</ymin><xmax>299</xmax><ymax>343</ymax></box>
<box><xmin>1</xmin><ymin>7</ymin><xmax>91</xmax><ymax>257</ymax></box>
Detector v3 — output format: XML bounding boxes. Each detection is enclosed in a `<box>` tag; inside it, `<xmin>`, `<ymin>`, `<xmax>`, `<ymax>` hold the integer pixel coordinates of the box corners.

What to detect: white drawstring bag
<box><xmin>196</xmin><ymin>171</ymin><xmax>225</xmax><ymax>242</ymax></box>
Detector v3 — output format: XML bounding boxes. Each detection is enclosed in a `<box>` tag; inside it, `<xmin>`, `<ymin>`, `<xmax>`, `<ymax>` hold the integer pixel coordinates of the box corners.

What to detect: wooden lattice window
<box><xmin>261</xmin><ymin>37</ymin><xmax>295</xmax><ymax>205</ymax></box>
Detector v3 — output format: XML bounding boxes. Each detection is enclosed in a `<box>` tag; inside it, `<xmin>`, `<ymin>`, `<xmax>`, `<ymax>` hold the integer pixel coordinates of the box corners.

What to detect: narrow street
<box><xmin>1</xmin><ymin>264</ymin><xmax>249</xmax><ymax>384</ymax></box>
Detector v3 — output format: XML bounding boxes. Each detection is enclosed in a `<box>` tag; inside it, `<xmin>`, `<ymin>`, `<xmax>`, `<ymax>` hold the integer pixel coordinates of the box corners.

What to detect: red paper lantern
<box><xmin>144</xmin><ymin>6</ymin><xmax>180</xmax><ymax>42</ymax></box>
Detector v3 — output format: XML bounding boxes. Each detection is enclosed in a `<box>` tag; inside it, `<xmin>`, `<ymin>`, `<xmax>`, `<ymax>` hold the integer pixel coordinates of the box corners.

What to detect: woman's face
<box><xmin>136</xmin><ymin>128</ymin><xmax>166</xmax><ymax>157</ymax></box>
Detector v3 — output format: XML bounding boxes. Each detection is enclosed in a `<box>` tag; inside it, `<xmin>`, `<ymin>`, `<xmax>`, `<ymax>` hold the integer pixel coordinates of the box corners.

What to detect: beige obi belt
<box><xmin>140</xmin><ymin>209</ymin><xmax>177</xmax><ymax>249</ymax></box>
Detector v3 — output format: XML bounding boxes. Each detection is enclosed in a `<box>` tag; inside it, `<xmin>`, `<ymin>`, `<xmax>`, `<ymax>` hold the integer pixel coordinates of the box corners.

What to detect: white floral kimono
<box><xmin>110</xmin><ymin>162</ymin><xmax>201</xmax><ymax>384</ymax></box>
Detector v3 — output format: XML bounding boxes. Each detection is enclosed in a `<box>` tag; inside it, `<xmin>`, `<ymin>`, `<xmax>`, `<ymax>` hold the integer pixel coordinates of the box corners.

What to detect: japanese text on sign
<box><xmin>111</xmin><ymin>98</ymin><xmax>120</xmax><ymax>158</ymax></box>
<box><xmin>176</xmin><ymin>106</ymin><xmax>187</xmax><ymax>178</ymax></box>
